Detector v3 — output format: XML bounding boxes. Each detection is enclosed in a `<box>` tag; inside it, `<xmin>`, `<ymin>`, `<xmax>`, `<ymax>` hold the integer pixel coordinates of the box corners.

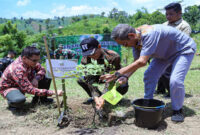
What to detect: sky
<box><xmin>0</xmin><ymin>0</ymin><xmax>200</xmax><ymax>19</ymax></box>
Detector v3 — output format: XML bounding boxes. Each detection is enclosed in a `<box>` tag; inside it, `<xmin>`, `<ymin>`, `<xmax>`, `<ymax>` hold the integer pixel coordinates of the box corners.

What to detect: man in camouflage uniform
<box><xmin>62</xmin><ymin>49</ymin><xmax>80</xmax><ymax>59</ymax></box>
<box><xmin>54</xmin><ymin>44</ymin><xmax>80</xmax><ymax>59</ymax></box>
<box><xmin>155</xmin><ymin>2</ymin><xmax>191</xmax><ymax>97</ymax></box>
<box><xmin>54</xmin><ymin>44</ymin><xmax>65</xmax><ymax>59</ymax></box>
<box><xmin>78</xmin><ymin>37</ymin><xmax>129</xmax><ymax>104</ymax></box>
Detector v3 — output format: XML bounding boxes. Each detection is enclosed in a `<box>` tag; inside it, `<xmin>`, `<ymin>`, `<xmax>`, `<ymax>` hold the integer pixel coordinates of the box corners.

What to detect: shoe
<box><xmin>154</xmin><ymin>90</ymin><xmax>165</xmax><ymax>94</ymax></box>
<box><xmin>171</xmin><ymin>109</ymin><xmax>184</xmax><ymax>122</ymax></box>
<box><xmin>40</xmin><ymin>97</ymin><xmax>54</xmax><ymax>104</ymax></box>
<box><xmin>31</xmin><ymin>96</ymin><xmax>54</xmax><ymax>104</ymax></box>
<box><xmin>82</xmin><ymin>97</ymin><xmax>94</xmax><ymax>105</ymax></box>
<box><xmin>8</xmin><ymin>106</ymin><xmax>18</xmax><ymax>111</ymax></box>
<box><xmin>31</xmin><ymin>96</ymin><xmax>39</xmax><ymax>104</ymax></box>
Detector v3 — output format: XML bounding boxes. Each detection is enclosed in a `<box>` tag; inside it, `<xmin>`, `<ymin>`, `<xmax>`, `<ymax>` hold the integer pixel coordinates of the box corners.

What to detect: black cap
<box><xmin>80</xmin><ymin>37</ymin><xmax>99</xmax><ymax>56</ymax></box>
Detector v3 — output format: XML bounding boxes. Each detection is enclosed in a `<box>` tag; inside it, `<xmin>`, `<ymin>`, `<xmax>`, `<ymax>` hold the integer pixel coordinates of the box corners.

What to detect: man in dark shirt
<box><xmin>0</xmin><ymin>50</ymin><xmax>16</xmax><ymax>77</ymax></box>
<box><xmin>78</xmin><ymin>37</ymin><xmax>129</xmax><ymax>104</ymax></box>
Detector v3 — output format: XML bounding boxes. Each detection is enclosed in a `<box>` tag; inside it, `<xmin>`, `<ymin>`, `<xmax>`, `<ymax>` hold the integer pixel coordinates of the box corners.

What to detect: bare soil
<box><xmin>0</xmin><ymin>95</ymin><xmax>200</xmax><ymax>135</ymax></box>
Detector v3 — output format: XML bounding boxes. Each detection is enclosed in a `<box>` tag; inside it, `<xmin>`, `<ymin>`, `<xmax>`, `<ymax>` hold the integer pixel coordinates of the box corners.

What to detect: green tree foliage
<box><xmin>0</xmin><ymin>21</ymin><xmax>27</xmax><ymax>55</ymax></box>
<box><xmin>71</xmin><ymin>16</ymin><xmax>81</xmax><ymax>23</ymax></box>
<box><xmin>102</xmin><ymin>27</ymin><xmax>111</xmax><ymax>34</ymax></box>
<box><xmin>183</xmin><ymin>5</ymin><xmax>200</xmax><ymax>30</ymax></box>
<box><xmin>0</xmin><ymin>34</ymin><xmax>15</xmax><ymax>57</ymax></box>
<box><xmin>14</xmin><ymin>31</ymin><xmax>27</xmax><ymax>49</ymax></box>
<box><xmin>45</xmin><ymin>18</ymin><xmax>50</xmax><ymax>30</ymax></box>
<box><xmin>109</xmin><ymin>8</ymin><xmax>129</xmax><ymax>23</ymax></box>
<box><xmin>39</xmin><ymin>24</ymin><xmax>42</xmax><ymax>33</ymax></box>
<box><xmin>2</xmin><ymin>21</ymin><xmax>17</xmax><ymax>35</ymax></box>
<box><xmin>92</xmin><ymin>29</ymin><xmax>101</xmax><ymax>34</ymax></box>
<box><xmin>101</xmin><ymin>12</ymin><xmax>105</xmax><ymax>17</ymax></box>
<box><xmin>82</xmin><ymin>15</ymin><xmax>88</xmax><ymax>20</ymax></box>
<box><xmin>130</xmin><ymin>8</ymin><xmax>165</xmax><ymax>27</ymax></box>
<box><xmin>149</xmin><ymin>11</ymin><xmax>166</xmax><ymax>24</ymax></box>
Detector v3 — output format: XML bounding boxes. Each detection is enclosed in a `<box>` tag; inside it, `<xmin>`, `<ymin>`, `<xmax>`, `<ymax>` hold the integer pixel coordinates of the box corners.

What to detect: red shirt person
<box><xmin>0</xmin><ymin>46</ymin><xmax>62</xmax><ymax>110</ymax></box>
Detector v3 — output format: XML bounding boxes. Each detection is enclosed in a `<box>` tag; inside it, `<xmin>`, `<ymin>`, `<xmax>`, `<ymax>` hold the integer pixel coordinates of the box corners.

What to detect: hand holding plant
<box><xmin>94</xmin><ymin>96</ymin><xmax>105</xmax><ymax>110</ymax></box>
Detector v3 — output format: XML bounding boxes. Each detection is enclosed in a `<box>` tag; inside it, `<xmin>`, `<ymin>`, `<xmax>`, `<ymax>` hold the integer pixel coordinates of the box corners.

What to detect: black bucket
<box><xmin>132</xmin><ymin>98</ymin><xmax>165</xmax><ymax>129</ymax></box>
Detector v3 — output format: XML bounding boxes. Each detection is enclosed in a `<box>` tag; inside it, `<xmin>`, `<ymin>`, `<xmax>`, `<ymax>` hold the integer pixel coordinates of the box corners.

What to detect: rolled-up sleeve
<box><xmin>12</xmin><ymin>67</ymin><xmax>53</xmax><ymax>96</ymax></box>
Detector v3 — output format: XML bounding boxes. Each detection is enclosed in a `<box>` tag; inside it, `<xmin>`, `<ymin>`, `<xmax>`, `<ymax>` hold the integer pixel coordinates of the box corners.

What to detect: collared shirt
<box><xmin>81</xmin><ymin>48</ymin><xmax>121</xmax><ymax>72</ymax></box>
<box><xmin>0</xmin><ymin>56</ymin><xmax>53</xmax><ymax>98</ymax></box>
<box><xmin>163</xmin><ymin>18</ymin><xmax>191</xmax><ymax>35</ymax></box>
<box><xmin>132</xmin><ymin>24</ymin><xmax>196</xmax><ymax>61</ymax></box>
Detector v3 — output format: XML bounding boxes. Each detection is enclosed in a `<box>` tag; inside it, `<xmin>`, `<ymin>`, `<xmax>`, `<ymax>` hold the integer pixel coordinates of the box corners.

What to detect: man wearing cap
<box><xmin>78</xmin><ymin>37</ymin><xmax>129</xmax><ymax>105</ymax></box>
<box><xmin>155</xmin><ymin>2</ymin><xmax>192</xmax><ymax>97</ymax></box>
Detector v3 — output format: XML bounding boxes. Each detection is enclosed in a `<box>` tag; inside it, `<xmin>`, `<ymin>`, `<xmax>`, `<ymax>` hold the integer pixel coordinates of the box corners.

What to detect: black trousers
<box><xmin>6</xmin><ymin>76</ymin><xmax>51</xmax><ymax>108</ymax></box>
<box><xmin>156</xmin><ymin>75</ymin><xmax>170</xmax><ymax>95</ymax></box>
<box><xmin>77</xmin><ymin>75</ymin><xmax>129</xmax><ymax>97</ymax></box>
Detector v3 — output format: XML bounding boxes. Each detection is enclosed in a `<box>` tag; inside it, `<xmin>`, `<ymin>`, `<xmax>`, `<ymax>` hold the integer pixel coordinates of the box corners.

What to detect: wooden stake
<box><xmin>43</xmin><ymin>36</ymin><xmax>61</xmax><ymax>114</ymax></box>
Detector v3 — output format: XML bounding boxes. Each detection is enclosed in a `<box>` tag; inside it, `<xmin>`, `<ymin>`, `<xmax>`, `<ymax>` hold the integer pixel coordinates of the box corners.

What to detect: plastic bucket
<box><xmin>132</xmin><ymin>98</ymin><xmax>165</xmax><ymax>128</ymax></box>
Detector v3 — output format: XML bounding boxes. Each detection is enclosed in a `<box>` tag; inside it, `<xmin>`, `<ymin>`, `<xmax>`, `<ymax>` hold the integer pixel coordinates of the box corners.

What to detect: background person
<box><xmin>54</xmin><ymin>44</ymin><xmax>65</xmax><ymax>59</ymax></box>
<box><xmin>0</xmin><ymin>46</ymin><xmax>63</xmax><ymax>110</ymax></box>
<box><xmin>54</xmin><ymin>44</ymin><xmax>80</xmax><ymax>60</ymax></box>
<box><xmin>100</xmin><ymin>24</ymin><xmax>196</xmax><ymax>122</ymax></box>
<box><xmin>156</xmin><ymin>2</ymin><xmax>192</xmax><ymax>97</ymax></box>
<box><xmin>0</xmin><ymin>50</ymin><xmax>16</xmax><ymax>77</ymax></box>
<box><xmin>62</xmin><ymin>48</ymin><xmax>80</xmax><ymax>59</ymax></box>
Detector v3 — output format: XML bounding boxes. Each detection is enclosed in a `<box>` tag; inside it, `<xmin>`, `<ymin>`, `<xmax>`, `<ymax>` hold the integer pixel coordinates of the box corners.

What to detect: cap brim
<box><xmin>82</xmin><ymin>48</ymin><xmax>96</xmax><ymax>56</ymax></box>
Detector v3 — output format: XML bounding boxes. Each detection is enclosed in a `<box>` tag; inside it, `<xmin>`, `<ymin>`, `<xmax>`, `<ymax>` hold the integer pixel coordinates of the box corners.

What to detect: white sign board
<box><xmin>46</xmin><ymin>59</ymin><xmax>78</xmax><ymax>79</ymax></box>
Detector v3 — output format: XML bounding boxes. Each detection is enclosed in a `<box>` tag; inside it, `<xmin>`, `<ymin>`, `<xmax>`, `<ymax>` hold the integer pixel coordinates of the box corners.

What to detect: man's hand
<box><xmin>117</xmin><ymin>76</ymin><xmax>128</xmax><ymax>85</ymax></box>
<box><xmin>94</xmin><ymin>96</ymin><xmax>105</xmax><ymax>110</ymax></box>
<box><xmin>52</xmin><ymin>90</ymin><xmax>63</xmax><ymax>96</ymax></box>
<box><xmin>100</xmin><ymin>74</ymin><xmax>116</xmax><ymax>83</ymax></box>
<box><xmin>31</xmin><ymin>78</ymin><xmax>39</xmax><ymax>88</ymax></box>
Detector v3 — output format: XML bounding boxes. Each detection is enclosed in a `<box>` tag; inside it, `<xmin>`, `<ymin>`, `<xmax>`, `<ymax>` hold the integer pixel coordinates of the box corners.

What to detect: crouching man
<box><xmin>0</xmin><ymin>46</ymin><xmax>63</xmax><ymax>110</ymax></box>
<box><xmin>78</xmin><ymin>37</ymin><xmax>129</xmax><ymax>105</ymax></box>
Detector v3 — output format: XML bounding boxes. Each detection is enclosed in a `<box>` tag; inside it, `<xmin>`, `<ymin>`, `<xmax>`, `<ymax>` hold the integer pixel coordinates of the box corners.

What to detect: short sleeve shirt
<box><xmin>163</xmin><ymin>18</ymin><xmax>191</xmax><ymax>35</ymax></box>
<box><xmin>133</xmin><ymin>24</ymin><xmax>196</xmax><ymax>61</ymax></box>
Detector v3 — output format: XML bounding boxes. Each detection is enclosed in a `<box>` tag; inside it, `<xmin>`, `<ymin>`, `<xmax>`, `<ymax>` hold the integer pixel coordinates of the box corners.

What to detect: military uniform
<box><xmin>54</xmin><ymin>48</ymin><xmax>64</xmax><ymax>59</ymax></box>
<box><xmin>62</xmin><ymin>49</ymin><xmax>80</xmax><ymax>59</ymax></box>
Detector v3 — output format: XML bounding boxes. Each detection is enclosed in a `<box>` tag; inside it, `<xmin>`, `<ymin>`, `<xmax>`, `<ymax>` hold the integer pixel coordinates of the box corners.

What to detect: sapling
<box><xmin>63</xmin><ymin>59</ymin><xmax>116</xmax><ymax>125</ymax></box>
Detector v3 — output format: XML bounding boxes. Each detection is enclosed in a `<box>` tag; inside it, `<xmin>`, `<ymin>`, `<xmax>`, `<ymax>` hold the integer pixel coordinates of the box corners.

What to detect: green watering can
<box><xmin>102</xmin><ymin>82</ymin><xmax>123</xmax><ymax>105</ymax></box>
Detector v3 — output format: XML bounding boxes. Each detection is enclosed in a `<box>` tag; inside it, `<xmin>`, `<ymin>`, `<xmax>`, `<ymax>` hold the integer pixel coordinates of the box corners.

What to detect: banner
<box><xmin>54</xmin><ymin>34</ymin><xmax>121</xmax><ymax>56</ymax></box>
<box><xmin>46</xmin><ymin>59</ymin><xmax>78</xmax><ymax>79</ymax></box>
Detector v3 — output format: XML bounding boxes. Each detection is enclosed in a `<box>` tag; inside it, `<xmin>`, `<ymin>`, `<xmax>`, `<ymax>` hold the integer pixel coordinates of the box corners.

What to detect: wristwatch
<box><xmin>114</xmin><ymin>71</ymin><xmax>121</xmax><ymax>78</ymax></box>
<box><xmin>114</xmin><ymin>71</ymin><xmax>129</xmax><ymax>80</ymax></box>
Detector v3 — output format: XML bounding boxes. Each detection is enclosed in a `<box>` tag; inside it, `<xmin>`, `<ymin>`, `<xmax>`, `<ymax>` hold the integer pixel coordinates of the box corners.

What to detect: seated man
<box><xmin>0</xmin><ymin>46</ymin><xmax>62</xmax><ymax>110</ymax></box>
<box><xmin>0</xmin><ymin>50</ymin><xmax>16</xmax><ymax>77</ymax></box>
<box><xmin>78</xmin><ymin>37</ymin><xmax>129</xmax><ymax>105</ymax></box>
